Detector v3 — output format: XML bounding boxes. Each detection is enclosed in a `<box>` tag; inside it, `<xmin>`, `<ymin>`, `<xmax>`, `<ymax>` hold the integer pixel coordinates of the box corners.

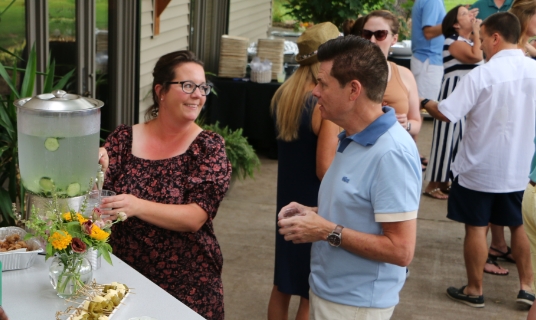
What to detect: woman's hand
<box><xmin>396</xmin><ymin>113</ymin><xmax>408</xmax><ymax>129</ymax></box>
<box><xmin>525</xmin><ymin>42</ymin><xmax>536</xmax><ymax>58</ymax></box>
<box><xmin>100</xmin><ymin>194</ymin><xmax>143</xmax><ymax>221</ymax></box>
<box><xmin>472</xmin><ymin>18</ymin><xmax>482</xmax><ymax>35</ymax></box>
<box><xmin>98</xmin><ymin>147</ymin><xmax>109</xmax><ymax>172</ymax></box>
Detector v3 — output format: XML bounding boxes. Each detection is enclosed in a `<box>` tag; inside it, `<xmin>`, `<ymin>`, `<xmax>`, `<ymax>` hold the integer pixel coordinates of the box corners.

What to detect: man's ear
<box><xmin>348</xmin><ymin>80</ymin><xmax>362</xmax><ymax>101</ymax></box>
<box><xmin>492</xmin><ymin>32</ymin><xmax>500</xmax><ymax>46</ymax></box>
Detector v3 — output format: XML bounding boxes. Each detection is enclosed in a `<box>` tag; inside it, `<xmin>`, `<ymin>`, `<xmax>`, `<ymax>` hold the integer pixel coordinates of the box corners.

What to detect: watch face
<box><xmin>328</xmin><ymin>234</ymin><xmax>341</xmax><ymax>247</ymax></box>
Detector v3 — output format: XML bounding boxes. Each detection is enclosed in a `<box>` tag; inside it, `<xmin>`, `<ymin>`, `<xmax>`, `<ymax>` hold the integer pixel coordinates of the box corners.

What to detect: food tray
<box><xmin>0</xmin><ymin>227</ymin><xmax>43</xmax><ymax>271</ymax></box>
<box><xmin>67</xmin><ymin>286</ymin><xmax>130</xmax><ymax>320</ymax></box>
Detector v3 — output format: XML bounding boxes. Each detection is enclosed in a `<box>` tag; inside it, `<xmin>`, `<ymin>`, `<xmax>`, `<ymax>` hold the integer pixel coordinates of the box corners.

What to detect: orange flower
<box><xmin>90</xmin><ymin>224</ymin><xmax>110</xmax><ymax>241</ymax></box>
<box><xmin>49</xmin><ymin>231</ymin><xmax>72</xmax><ymax>250</ymax></box>
<box><xmin>62</xmin><ymin>212</ymin><xmax>87</xmax><ymax>223</ymax></box>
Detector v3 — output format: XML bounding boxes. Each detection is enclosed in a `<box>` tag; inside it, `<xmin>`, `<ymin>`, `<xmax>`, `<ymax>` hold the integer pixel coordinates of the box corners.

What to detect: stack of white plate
<box><xmin>219</xmin><ymin>35</ymin><xmax>249</xmax><ymax>78</ymax></box>
<box><xmin>257</xmin><ymin>38</ymin><xmax>285</xmax><ymax>80</ymax></box>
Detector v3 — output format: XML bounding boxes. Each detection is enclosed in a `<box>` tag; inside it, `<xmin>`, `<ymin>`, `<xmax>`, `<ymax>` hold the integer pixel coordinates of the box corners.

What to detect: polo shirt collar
<box><xmin>337</xmin><ymin>106</ymin><xmax>397</xmax><ymax>152</ymax></box>
<box><xmin>487</xmin><ymin>0</ymin><xmax>512</xmax><ymax>9</ymax></box>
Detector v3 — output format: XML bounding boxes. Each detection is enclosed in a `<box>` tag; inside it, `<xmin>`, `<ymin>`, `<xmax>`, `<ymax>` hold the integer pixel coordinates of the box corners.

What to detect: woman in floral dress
<box><xmin>99</xmin><ymin>50</ymin><xmax>231</xmax><ymax>320</ymax></box>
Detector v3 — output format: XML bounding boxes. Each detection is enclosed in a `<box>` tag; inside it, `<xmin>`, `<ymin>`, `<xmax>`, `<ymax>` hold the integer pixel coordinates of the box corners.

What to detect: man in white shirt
<box><xmin>423</xmin><ymin>12</ymin><xmax>536</xmax><ymax>308</ymax></box>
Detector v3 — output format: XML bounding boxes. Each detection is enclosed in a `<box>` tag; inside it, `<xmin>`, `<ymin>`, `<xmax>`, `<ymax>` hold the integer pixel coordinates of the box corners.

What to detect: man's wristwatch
<box><xmin>406</xmin><ymin>121</ymin><xmax>411</xmax><ymax>132</ymax></box>
<box><xmin>327</xmin><ymin>225</ymin><xmax>344</xmax><ymax>247</ymax></box>
<box><xmin>420</xmin><ymin>98</ymin><xmax>430</xmax><ymax>109</ymax></box>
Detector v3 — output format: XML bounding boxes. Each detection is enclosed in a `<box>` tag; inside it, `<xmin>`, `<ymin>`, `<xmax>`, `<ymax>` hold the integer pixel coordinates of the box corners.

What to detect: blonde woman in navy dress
<box><xmin>423</xmin><ymin>5</ymin><xmax>483</xmax><ymax>200</ymax></box>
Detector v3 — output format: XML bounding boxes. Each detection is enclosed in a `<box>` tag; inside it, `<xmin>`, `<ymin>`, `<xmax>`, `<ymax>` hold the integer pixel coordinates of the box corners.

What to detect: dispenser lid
<box><xmin>14</xmin><ymin>90</ymin><xmax>104</xmax><ymax>111</ymax></box>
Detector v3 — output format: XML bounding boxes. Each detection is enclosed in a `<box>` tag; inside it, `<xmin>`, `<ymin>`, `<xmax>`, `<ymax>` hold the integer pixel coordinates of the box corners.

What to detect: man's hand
<box><xmin>278</xmin><ymin>206</ymin><xmax>334</xmax><ymax>244</ymax></box>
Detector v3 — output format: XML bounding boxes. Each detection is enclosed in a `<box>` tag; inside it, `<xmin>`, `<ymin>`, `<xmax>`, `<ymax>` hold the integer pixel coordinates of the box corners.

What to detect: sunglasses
<box><xmin>362</xmin><ymin>29</ymin><xmax>390</xmax><ymax>41</ymax></box>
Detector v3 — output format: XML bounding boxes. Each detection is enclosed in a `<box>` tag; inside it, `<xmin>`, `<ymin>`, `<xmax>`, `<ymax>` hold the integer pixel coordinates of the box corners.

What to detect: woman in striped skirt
<box><xmin>423</xmin><ymin>5</ymin><xmax>483</xmax><ymax>199</ymax></box>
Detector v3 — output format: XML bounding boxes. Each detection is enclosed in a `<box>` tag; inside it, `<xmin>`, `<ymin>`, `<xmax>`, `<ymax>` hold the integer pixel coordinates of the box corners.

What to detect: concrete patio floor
<box><xmin>214</xmin><ymin>119</ymin><xmax>530</xmax><ymax>320</ymax></box>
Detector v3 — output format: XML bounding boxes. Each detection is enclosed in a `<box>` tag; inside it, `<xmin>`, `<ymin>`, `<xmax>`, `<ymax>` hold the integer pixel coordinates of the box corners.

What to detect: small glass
<box><xmin>85</xmin><ymin>190</ymin><xmax>116</xmax><ymax>217</ymax></box>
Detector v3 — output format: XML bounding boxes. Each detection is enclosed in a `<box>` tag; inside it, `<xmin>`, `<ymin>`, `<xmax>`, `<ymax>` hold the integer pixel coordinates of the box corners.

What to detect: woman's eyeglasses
<box><xmin>362</xmin><ymin>29</ymin><xmax>390</xmax><ymax>41</ymax></box>
<box><xmin>167</xmin><ymin>80</ymin><xmax>212</xmax><ymax>96</ymax></box>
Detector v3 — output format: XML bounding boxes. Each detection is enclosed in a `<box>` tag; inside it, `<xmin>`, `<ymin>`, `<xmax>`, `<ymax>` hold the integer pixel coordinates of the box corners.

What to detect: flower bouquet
<box><xmin>25</xmin><ymin>194</ymin><xmax>126</xmax><ymax>298</ymax></box>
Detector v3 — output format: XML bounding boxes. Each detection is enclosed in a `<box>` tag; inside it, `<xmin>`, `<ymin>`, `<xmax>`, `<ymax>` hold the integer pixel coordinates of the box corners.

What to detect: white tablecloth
<box><xmin>2</xmin><ymin>253</ymin><xmax>205</xmax><ymax>320</ymax></box>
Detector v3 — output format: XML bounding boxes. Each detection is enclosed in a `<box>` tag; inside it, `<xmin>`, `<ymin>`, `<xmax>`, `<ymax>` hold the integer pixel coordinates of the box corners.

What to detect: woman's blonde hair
<box><xmin>510</xmin><ymin>0</ymin><xmax>536</xmax><ymax>45</ymax></box>
<box><xmin>270</xmin><ymin>63</ymin><xmax>319</xmax><ymax>141</ymax></box>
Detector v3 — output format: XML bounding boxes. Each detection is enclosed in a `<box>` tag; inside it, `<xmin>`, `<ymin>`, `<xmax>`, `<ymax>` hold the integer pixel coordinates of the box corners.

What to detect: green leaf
<box><xmin>46</xmin><ymin>242</ymin><xmax>54</xmax><ymax>258</ymax></box>
<box><xmin>0</xmin><ymin>105</ymin><xmax>14</xmax><ymax>139</ymax></box>
<box><xmin>52</xmin><ymin>68</ymin><xmax>75</xmax><ymax>91</ymax></box>
<box><xmin>0</xmin><ymin>62</ymin><xmax>20</xmax><ymax>99</ymax></box>
<box><xmin>65</xmin><ymin>221</ymin><xmax>83</xmax><ymax>238</ymax></box>
<box><xmin>20</xmin><ymin>43</ymin><xmax>37</xmax><ymax>98</ymax></box>
<box><xmin>0</xmin><ymin>47</ymin><xmax>23</xmax><ymax>61</ymax></box>
<box><xmin>43</xmin><ymin>58</ymin><xmax>55</xmax><ymax>93</ymax></box>
<box><xmin>0</xmin><ymin>188</ymin><xmax>14</xmax><ymax>225</ymax></box>
<box><xmin>0</xmin><ymin>146</ymin><xmax>7</xmax><ymax>158</ymax></box>
<box><xmin>99</xmin><ymin>246</ymin><xmax>113</xmax><ymax>265</ymax></box>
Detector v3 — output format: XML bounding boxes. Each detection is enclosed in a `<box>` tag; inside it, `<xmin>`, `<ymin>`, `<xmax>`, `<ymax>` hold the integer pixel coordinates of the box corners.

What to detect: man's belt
<box><xmin>530</xmin><ymin>180</ymin><xmax>536</xmax><ymax>187</ymax></box>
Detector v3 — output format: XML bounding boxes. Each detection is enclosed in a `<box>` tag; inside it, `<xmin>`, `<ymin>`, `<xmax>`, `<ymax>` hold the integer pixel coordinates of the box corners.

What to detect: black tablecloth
<box><xmin>202</xmin><ymin>77</ymin><xmax>281</xmax><ymax>158</ymax></box>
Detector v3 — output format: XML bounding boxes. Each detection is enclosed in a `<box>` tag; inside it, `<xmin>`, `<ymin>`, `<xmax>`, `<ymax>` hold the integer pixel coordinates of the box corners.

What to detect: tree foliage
<box><xmin>283</xmin><ymin>0</ymin><xmax>390</xmax><ymax>28</ymax></box>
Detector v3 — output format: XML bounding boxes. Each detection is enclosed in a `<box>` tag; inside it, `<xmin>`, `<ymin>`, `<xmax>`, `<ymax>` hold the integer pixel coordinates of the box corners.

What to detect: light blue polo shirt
<box><xmin>309</xmin><ymin>107</ymin><xmax>422</xmax><ymax>308</ymax></box>
<box><xmin>411</xmin><ymin>0</ymin><xmax>446</xmax><ymax>65</ymax></box>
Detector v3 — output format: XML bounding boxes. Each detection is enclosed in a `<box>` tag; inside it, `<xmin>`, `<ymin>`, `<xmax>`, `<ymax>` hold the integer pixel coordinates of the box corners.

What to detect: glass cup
<box><xmin>86</xmin><ymin>189</ymin><xmax>116</xmax><ymax>218</ymax></box>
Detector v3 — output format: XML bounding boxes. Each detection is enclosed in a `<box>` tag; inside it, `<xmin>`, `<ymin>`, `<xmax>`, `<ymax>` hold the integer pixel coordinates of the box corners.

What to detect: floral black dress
<box><xmin>104</xmin><ymin>125</ymin><xmax>231</xmax><ymax>320</ymax></box>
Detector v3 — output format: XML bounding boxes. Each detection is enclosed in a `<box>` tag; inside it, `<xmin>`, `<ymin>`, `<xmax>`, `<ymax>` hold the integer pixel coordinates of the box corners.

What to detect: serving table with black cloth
<box><xmin>202</xmin><ymin>77</ymin><xmax>281</xmax><ymax>158</ymax></box>
<box><xmin>388</xmin><ymin>55</ymin><xmax>411</xmax><ymax>69</ymax></box>
<box><xmin>3</xmin><ymin>254</ymin><xmax>205</xmax><ymax>320</ymax></box>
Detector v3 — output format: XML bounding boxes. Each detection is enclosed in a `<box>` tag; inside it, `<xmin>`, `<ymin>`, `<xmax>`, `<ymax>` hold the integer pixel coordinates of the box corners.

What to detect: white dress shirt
<box><xmin>438</xmin><ymin>49</ymin><xmax>536</xmax><ymax>192</ymax></box>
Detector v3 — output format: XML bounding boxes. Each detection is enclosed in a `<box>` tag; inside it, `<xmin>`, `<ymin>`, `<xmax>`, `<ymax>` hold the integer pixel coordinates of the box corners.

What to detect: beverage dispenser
<box><xmin>15</xmin><ymin>90</ymin><xmax>104</xmax><ymax>215</ymax></box>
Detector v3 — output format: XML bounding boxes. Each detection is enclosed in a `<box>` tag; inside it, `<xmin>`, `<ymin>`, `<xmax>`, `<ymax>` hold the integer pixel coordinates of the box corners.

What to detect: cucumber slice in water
<box><xmin>44</xmin><ymin>138</ymin><xmax>59</xmax><ymax>151</ymax></box>
<box><xmin>66</xmin><ymin>183</ymin><xmax>81</xmax><ymax>197</ymax></box>
<box><xmin>39</xmin><ymin>177</ymin><xmax>55</xmax><ymax>192</ymax></box>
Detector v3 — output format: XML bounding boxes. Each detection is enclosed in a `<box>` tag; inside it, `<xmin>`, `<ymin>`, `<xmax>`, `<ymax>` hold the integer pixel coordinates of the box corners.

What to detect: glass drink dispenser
<box><xmin>15</xmin><ymin>90</ymin><xmax>104</xmax><ymax>215</ymax></box>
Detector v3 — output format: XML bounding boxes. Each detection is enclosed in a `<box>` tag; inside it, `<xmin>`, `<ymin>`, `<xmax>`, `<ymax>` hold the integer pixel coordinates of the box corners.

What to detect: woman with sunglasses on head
<box><xmin>360</xmin><ymin>11</ymin><xmax>422</xmax><ymax>151</ymax></box>
<box><xmin>98</xmin><ymin>50</ymin><xmax>231</xmax><ymax>320</ymax></box>
<box><xmin>422</xmin><ymin>6</ymin><xmax>483</xmax><ymax>201</ymax></box>
<box><xmin>510</xmin><ymin>0</ymin><xmax>536</xmax><ymax>59</ymax></box>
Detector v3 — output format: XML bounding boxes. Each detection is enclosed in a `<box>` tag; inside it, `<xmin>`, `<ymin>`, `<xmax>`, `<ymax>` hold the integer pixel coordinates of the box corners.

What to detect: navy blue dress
<box><xmin>274</xmin><ymin>95</ymin><xmax>320</xmax><ymax>299</ymax></box>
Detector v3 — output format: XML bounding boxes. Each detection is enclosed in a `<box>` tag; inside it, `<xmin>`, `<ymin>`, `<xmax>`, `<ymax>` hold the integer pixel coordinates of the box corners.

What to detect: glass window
<box><xmin>0</xmin><ymin>0</ymin><xmax>26</xmax><ymax>95</ymax></box>
<box><xmin>49</xmin><ymin>0</ymin><xmax>77</xmax><ymax>93</ymax></box>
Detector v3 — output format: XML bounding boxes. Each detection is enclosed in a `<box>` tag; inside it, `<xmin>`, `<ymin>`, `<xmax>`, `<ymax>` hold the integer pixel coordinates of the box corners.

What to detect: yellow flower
<box><xmin>49</xmin><ymin>231</ymin><xmax>72</xmax><ymax>250</ymax></box>
<box><xmin>62</xmin><ymin>212</ymin><xmax>87</xmax><ymax>223</ymax></box>
<box><xmin>90</xmin><ymin>224</ymin><xmax>110</xmax><ymax>241</ymax></box>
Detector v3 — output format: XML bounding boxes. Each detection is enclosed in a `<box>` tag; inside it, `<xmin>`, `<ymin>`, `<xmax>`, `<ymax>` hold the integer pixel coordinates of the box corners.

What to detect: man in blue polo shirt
<box><xmin>411</xmin><ymin>0</ymin><xmax>446</xmax><ymax>100</ymax></box>
<box><xmin>277</xmin><ymin>36</ymin><xmax>421</xmax><ymax>319</ymax></box>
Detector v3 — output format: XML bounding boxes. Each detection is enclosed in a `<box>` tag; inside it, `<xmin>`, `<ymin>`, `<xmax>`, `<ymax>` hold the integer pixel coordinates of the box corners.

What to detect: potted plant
<box><xmin>200</xmin><ymin>121</ymin><xmax>261</xmax><ymax>181</ymax></box>
<box><xmin>0</xmin><ymin>44</ymin><xmax>74</xmax><ymax>226</ymax></box>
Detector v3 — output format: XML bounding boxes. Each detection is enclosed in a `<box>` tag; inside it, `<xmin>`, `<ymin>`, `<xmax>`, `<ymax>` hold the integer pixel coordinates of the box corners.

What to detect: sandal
<box><xmin>423</xmin><ymin>188</ymin><xmax>448</xmax><ymax>200</ymax></box>
<box><xmin>489</xmin><ymin>246</ymin><xmax>516</xmax><ymax>264</ymax></box>
<box><xmin>441</xmin><ymin>185</ymin><xmax>451</xmax><ymax>194</ymax></box>
<box><xmin>484</xmin><ymin>257</ymin><xmax>509</xmax><ymax>276</ymax></box>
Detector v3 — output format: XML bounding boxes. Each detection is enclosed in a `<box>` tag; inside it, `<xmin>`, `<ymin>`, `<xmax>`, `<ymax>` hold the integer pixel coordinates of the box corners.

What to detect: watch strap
<box><xmin>333</xmin><ymin>225</ymin><xmax>343</xmax><ymax>234</ymax></box>
<box><xmin>420</xmin><ymin>98</ymin><xmax>430</xmax><ymax>109</ymax></box>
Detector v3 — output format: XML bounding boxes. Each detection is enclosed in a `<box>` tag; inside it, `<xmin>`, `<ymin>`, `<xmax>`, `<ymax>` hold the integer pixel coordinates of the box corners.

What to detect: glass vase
<box><xmin>48</xmin><ymin>254</ymin><xmax>93</xmax><ymax>298</ymax></box>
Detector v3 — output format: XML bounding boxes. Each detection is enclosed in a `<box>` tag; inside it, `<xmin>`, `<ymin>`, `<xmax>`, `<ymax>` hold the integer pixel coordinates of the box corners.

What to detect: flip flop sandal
<box><xmin>441</xmin><ymin>185</ymin><xmax>451</xmax><ymax>194</ymax></box>
<box><xmin>423</xmin><ymin>188</ymin><xmax>448</xmax><ymax>200</ymax></box>
<box><xmin>489</xmin><ymin>246</ymin><xmax>516</xmax><ymax>263</ymax></box>
<box><xmin>484</xmin><ymin>257</ymin><xmax>509</xmax><ymax>276</ymax></box>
